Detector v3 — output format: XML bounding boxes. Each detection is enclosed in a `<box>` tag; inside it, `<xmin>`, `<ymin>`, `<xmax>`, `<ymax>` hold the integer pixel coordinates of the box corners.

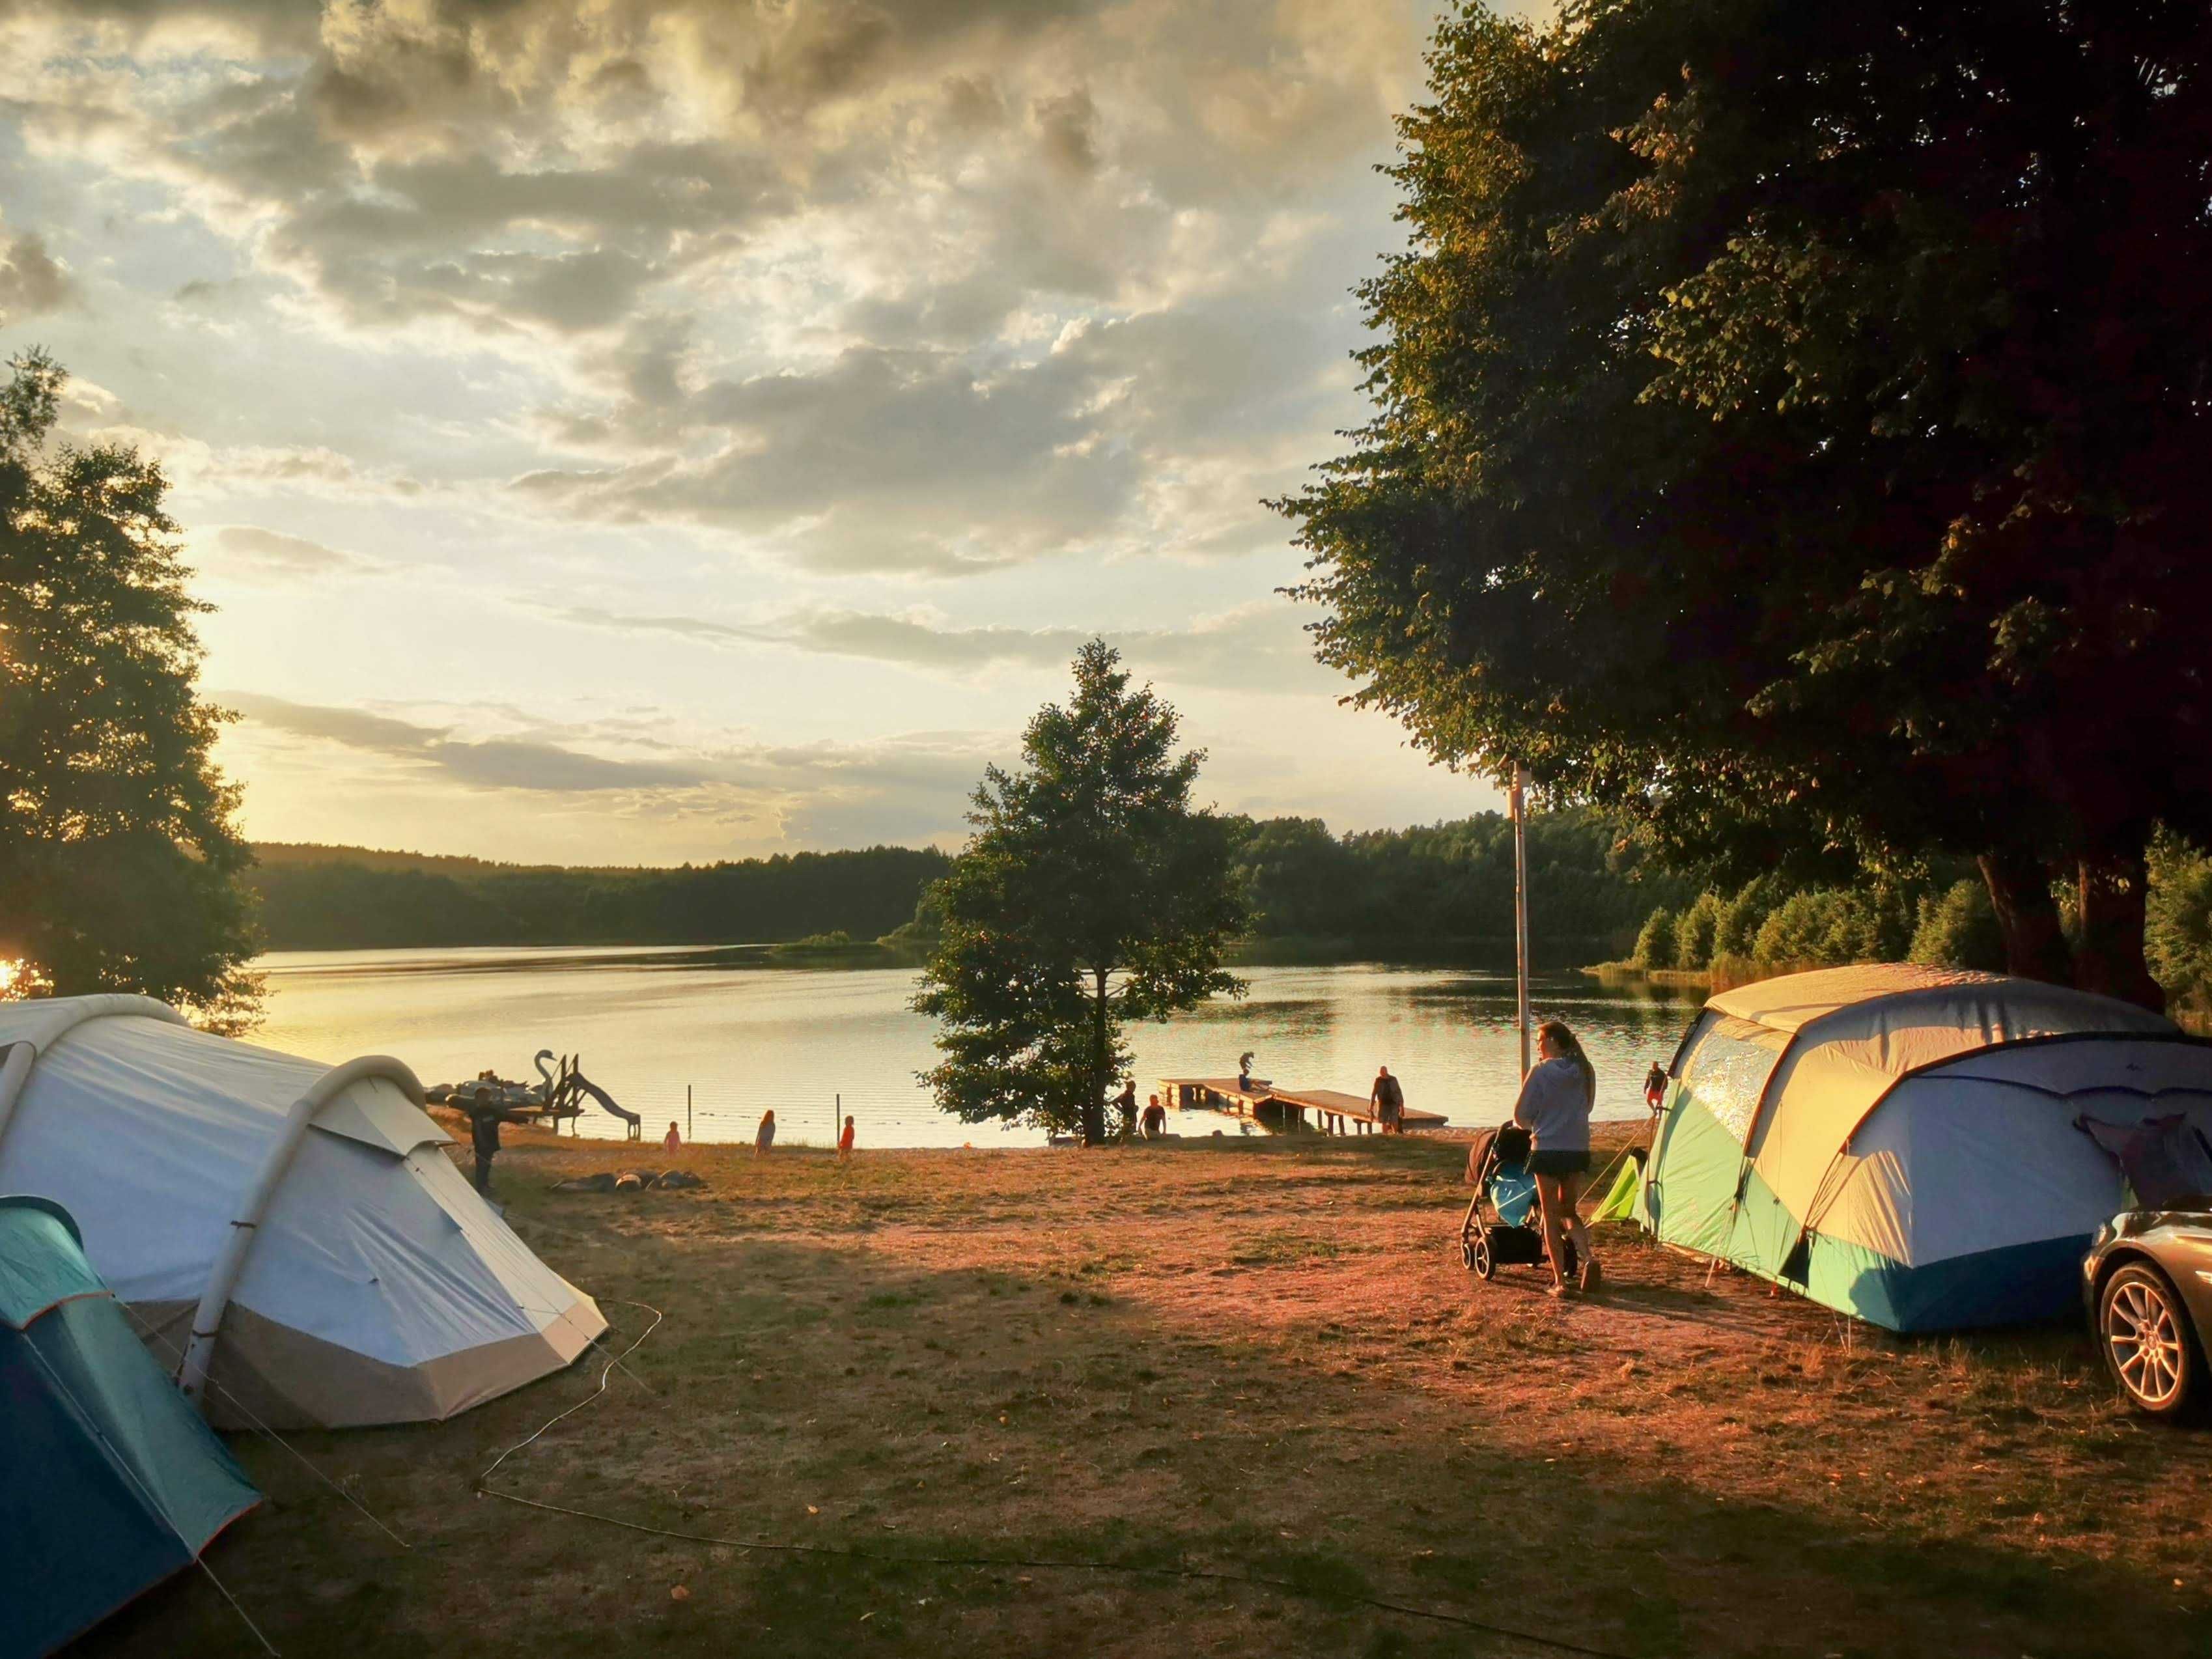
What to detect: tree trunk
<box><xmin>1978</xmin><ymin>850</ymin><xmax>2073</xmax><ymax>986</ymax></box>
<box><xmin>2075</xmin><ymin>844</ymin><xmax>2166</xmax><ymax>1012</ymax></box>
<box><xmin>1082</xmin><ymin>967</ymin><xmax>1109</xmax><ymax>1147</ymax></box>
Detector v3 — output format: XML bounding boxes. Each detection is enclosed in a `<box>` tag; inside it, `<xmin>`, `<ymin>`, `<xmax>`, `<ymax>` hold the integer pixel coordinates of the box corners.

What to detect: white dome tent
<box><xmin>0</xmin><ymin>995</ymin><xmax>604</xmax><ymax>1428</ymax></box>
<box><xmin>1643</xmin><ymin>964</ymin><xmax>2212</xmax><ymax>1331</ymax></box>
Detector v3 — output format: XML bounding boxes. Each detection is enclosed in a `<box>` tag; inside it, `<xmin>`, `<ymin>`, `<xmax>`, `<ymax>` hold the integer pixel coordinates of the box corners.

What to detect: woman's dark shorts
<box><xmin>1528</xmin><ymin>1149</ymin><xmax>1592</xmax><ymax>1178</ymax></box>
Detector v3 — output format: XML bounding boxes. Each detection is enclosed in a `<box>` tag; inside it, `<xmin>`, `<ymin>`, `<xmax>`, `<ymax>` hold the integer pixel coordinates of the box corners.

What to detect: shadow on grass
<box><xmin>81</xmin><ymin>1184</ymin><xmax>2211</xmax><ymax>1659</ymax></box>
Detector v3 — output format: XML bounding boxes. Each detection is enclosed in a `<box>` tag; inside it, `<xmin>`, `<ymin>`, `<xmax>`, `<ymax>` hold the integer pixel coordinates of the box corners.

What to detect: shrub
<box><xmin>1909</xmin><ymin>880</ymin><xmax>2006</xmax><ymax>971</ymax></box>
<box><xmin>1632</xmin><ymin>907</ymin><xmax>1678</xmax><ymax>969</ymax></box>
<box><xmin>2148</xmin><ymin>840</ymin><xmax>2212</xmax><ymax>1012</ymax></box>
<box><xmin>1714</xmin><ymin>878</ymin><xmax>1776</xmax><ymax>957</ymax></box>
<box><xmin>1674</xmin><ymin>891</ymin><xmax>1722</xmax><ymax>970</ymax></box>
<box><xmin>1754</xmin><ymin>890</ymin><xmax>1868</xmax><ymax>969</ymax></box>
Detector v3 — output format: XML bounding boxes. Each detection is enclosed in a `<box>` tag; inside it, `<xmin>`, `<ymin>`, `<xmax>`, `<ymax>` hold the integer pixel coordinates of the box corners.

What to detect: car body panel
<box><xmin>2083</xmin><ymin>1202</ymin><xmax>2212</xmax><ymax>1338</ymax></box>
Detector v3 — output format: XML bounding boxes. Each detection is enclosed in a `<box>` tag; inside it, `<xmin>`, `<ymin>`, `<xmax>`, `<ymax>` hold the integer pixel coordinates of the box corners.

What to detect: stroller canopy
<box><xmin>1644</xmin><ymin>964</ymin><xmax>2209</xmax><ymax>1331</ymax></box>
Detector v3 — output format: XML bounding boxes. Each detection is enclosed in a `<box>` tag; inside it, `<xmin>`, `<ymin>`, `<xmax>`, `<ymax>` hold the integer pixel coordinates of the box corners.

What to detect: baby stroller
<box><xmin>1458</xmin><ymin>1122</ymin><xmax>1578</xmax><ymax>1283</ymax></box>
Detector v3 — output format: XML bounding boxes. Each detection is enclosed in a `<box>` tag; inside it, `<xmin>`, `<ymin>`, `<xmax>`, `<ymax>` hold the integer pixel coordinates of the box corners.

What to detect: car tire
<box><xmin>2099</xmin><ymin>1261</ymin><xmax>2204</xmax><ymax>1421</ymax></box>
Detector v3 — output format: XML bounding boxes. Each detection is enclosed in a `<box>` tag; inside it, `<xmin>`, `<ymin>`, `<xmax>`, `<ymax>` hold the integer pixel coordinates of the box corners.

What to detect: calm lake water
<box><xmin>253</xmin><ymin>946</ymin><xmax>1704</xmax><ymax>1149</ymax></box>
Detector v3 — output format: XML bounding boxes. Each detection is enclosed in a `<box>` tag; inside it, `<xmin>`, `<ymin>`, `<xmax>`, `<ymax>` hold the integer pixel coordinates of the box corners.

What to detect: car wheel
<box><xmin>1470</xmin><ymin>1233</ymin><xmax>1495</xmax><ymax>1281</ymax></box>
<box><xmin>2099</xmin><ymin>1261</ymin><xmax>2203</xmax><ymax>1420</ymax></box>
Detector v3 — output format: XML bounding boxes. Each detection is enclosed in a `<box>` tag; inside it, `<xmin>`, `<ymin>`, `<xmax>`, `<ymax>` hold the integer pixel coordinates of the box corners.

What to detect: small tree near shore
<box><xmin>917</xmin><ymin>642</ymin><xmax>1248</xmax><ymax>1145</ymax></box>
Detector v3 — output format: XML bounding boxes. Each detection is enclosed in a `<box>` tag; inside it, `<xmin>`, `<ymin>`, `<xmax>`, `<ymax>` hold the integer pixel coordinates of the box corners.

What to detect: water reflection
<box><xmin>251</xmin><ymin>948</ymin><xmax>1703</xmax><ymax>1149</ymax></box>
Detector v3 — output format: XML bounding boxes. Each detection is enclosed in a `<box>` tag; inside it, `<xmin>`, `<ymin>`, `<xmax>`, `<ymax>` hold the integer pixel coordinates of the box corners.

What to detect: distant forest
<box><xmin>249</xmin><ymin>809</ymin><xmax>1690</xmax><ymax>958</ymax></box>
<box><xmin>247</xmin><ymin>843</ymin><xmax>956</xmax><ymax>950</ymax></box>
<box><xmin>1230</xmin><ymin>809</ymin><xmax>1696</xmax><ymax>964</ymax></box>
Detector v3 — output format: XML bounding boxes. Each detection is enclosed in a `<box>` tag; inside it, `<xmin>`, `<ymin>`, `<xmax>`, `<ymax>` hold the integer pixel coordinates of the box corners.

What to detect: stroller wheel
<box><xmin>1470</xmin><ymin>1232</ymin><xmax>1496</xmax><ymax>1281</ymax></box>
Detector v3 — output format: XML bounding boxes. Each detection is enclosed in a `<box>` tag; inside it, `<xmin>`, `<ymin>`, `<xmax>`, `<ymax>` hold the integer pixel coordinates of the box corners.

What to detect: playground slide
<box><xmin>571</xmin><ymin>1072</ymin><xmax>641</xmax><ymax>1136</ymax></box>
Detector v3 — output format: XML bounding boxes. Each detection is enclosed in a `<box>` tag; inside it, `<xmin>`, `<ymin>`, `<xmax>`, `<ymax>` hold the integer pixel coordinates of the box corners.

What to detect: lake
<box><xmin>253</xmin><ymin>946</ymin><xmax>1704</xmax><ymax>1149</ymax></box>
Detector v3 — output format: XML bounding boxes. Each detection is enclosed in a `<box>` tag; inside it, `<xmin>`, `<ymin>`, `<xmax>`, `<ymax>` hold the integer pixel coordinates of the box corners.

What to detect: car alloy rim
<box><xmin>2107</xmin><ymin>1279</ymin><xmax>2185</xmax><ymax>1406</ymax></box>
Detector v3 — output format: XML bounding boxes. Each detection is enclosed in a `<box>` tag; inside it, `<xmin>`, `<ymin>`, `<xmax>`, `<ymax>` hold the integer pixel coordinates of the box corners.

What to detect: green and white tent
<box><xmin>1641</xmin><ymin>964</ymin><xmax>2212</xmax><ymax>1331</ymax></box>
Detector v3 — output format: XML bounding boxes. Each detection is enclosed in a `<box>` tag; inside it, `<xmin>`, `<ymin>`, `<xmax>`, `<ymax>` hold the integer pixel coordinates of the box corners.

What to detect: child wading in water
<box><xmin>1512</xmin><ymin>1019</ymin><xmax>1601</xmax><ymax>1297</ymax></box>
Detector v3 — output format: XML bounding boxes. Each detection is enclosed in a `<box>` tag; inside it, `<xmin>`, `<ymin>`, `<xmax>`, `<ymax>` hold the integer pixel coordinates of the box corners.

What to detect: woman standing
<box><xmin>755</xmin><ymin>1109</ymin><xmax>776</xmax><ymax>1159</ymax></box>
<box><xmin>1512</xmin><ymin>1020</ymin><xmax>1600</xmax><ymax>1296</ymax></box>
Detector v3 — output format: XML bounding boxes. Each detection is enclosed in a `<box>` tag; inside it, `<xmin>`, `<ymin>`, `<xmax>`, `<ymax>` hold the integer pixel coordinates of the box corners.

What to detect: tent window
<box><xmin>1676</xmin><ymin>1013</ymin><xmax>1791</xmax><ymax>1144</ymax></box>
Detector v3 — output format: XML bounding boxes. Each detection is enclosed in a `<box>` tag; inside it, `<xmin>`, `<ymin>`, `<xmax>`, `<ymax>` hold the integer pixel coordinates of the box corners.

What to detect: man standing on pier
<box><xmin>1371</xmin><ymin>1065</ymin><xmax>1405</xmax><ymax>1134</ymax></box>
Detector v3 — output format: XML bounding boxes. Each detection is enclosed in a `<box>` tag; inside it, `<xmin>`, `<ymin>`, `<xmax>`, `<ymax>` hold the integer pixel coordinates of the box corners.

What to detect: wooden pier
<box><xmin>1156</xmin><ymin>1078</ymin><xmax>1447</xmax><ymax>1135</ymax></box>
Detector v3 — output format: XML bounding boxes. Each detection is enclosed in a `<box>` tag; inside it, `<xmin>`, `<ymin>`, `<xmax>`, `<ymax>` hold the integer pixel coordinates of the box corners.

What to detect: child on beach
<box><xmin>755</xmin><ymin>1109</ymin><xmax>776</xmax><ymax>1158</ymax></box>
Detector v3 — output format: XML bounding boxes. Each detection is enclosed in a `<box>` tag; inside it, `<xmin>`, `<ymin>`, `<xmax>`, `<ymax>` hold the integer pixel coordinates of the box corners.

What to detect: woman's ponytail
<box><xmin>1539</xmin><ymin>1019</ymin><xmax>1596</xmax><ymax>1111</ymax></box>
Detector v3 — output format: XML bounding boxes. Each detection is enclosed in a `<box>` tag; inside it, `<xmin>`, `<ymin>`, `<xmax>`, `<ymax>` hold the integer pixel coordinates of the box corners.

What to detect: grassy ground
<box><xmin>91</xmin><ymin>1128</ymin><xmax>2212</xmax><ymax>1659</ymax></box>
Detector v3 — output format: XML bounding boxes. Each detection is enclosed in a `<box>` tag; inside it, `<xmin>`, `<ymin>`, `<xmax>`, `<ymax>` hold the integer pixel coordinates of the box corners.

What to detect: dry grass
<box><xmin>91</xmin><ymin>1126</ymin><xmax>2212</xmax><ymax>1659</ymax></box>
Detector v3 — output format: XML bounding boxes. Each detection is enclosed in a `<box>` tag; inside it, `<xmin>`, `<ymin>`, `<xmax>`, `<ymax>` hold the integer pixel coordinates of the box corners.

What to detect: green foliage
<box><xmin>917</xmin><ymin>643</ymin><xmax>1249</xmax><ymax>1141</ymax></box>
<box><xmin>2147</xmin><ymin>835</ymin><xmax>2212</xmax><ymax>1014</ymax></box>
<box><xmin>1279</xmin><ymin>0</ymin><xmax>2212</xmax><ymax>981</ymax></box>
<box><xmin>1674</xmin><ymin>891</ymin><xmax>1722</xmax><ymax>970</ymax></box>
<box><xmin>1631</xmin><ymin>908</ymin><xmax>1677</xmax><ymax>969</ymax></box>
<box><xmin>1231</xmin><ymin>806</ymin><xmax>1695</xmax><ymax>959</ymax></box>
<box><xmin>1909</xmin><ymin>881</ymin><xmax>2008</xmax><ymax>973</ymax></box>
<box><xmin>0</xmin><ymin>351</ymin><xmax>259</xmax><ymax>1028</ymax></box>
<box><xmin>1713</xmin><ymin>880</ymin><xmax>1776</xmax><ymax>958</ymax></box>
<box><xmin>246</xmin><ymin>844</ymin><xmax>951</xmax><ymax>949</ymax></box>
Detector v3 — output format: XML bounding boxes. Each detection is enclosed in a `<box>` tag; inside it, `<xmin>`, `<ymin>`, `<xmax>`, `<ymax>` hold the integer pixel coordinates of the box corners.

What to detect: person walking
<box><xmin>1513</xmin><ymin>1020</ymin><xmax>1601</xmax><ymax>1297</ymax></box>
<box><xmin>1644</xmin><ymin>1061</ymin><xmax>1668</xmax><ymax>1113</ymax></box>
<box><xmin>663</xmin><ymin>1120</ymin><xmax>682</xmax><ymax>1155</ymax></box>
<box><xmin>1141</xmin><ymin>1093</ymin><xmax>1168</xmax><ymax>1139</ymax></box>
<box><xmin>755</xmin><ymin>1109</ymin><xmax>776</xmax><ymax>1159</ymax></box>
<box><xmin>469</xmin><ymin>1102</ymin><xmax>504</xmax><ymax>1197</ymax></box>
<box><xmin>1114</xmin><ymin>1078</ymin><xmax>1138</xmax><ymax>1138</ymax></box>
<box><xmin>1370</xmin><ymin>1065</ymin><xmax>1406</xmax><ymax>1135</ymax></box>
<box><xmin>837</xmin><ymin>1114</ymin><xmax>856</xmax><ymax>1162</ymax></box>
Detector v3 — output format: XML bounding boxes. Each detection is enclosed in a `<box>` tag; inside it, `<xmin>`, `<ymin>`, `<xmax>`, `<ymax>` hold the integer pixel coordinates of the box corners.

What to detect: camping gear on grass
<box><xmin>1</xmin><ymin>1195</ymin><xmax>260</xmax><ymax>1659</ymax></box>
<box><xmin>0</xmin><ymin>995</ymin><xmax>606</xmax><ymax>1428</ymax></box>
<box><xmin>1458</xmin><ymin>1122</ymin><xmax>1578</xmax><ymax>1283</ymax></box>
<box><xmin>1642</xmin><ymin>964</ymin><xmax>2212</xmax><ymax>1331</ymax></box>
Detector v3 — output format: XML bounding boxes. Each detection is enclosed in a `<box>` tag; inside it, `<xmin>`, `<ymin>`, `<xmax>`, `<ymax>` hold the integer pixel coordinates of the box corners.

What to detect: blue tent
<box><xmin>0</xmin><ymin>1195</ymin><xmax>261</xmax><ymax>1659</ymax></box>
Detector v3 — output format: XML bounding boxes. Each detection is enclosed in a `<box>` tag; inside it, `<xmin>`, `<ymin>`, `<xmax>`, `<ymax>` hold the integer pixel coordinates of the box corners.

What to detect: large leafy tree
<box><xmin>917</xmin><ymin>641</ymin><xmax>1248</xmax><ymax>1144</ymax></box>
<box><xmin>1280</xmin><ymin>0</ymin><xmax>2212</xmax><ymax>1009</ymax></box>
<box><xmin>0</xmin><ymin>350</ymin><xmax>260</xmax><ymax>1027</ymax></box>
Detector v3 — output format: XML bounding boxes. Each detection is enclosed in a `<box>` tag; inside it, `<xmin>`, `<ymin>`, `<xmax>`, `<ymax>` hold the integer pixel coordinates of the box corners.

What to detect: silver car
<box><xmin>2084</xmin><ymin>1201</ymin><xmax>2212</xmax><ymax>1419</ymax></box>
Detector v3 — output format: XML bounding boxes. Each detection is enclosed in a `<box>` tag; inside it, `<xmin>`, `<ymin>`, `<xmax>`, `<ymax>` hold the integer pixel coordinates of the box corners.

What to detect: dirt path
<box><xmin>92</xmin><ymin>1133</ymin><xmax>2212</xmax><ymax>1659</ymax></box>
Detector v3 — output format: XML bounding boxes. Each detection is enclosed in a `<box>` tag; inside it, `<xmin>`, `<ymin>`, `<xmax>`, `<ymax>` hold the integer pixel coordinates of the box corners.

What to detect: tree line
<box><xmin>247</xmin><ymin>843</ymin><xmax>955</xmax><ymax>951</ymax></box>
<box><xmin>247</xmin><ymin>807</ymin><xmax>1691</xmax><ymax>960</ymax></box>
<box><xmin>1229</xmin><ymin>809</ymin><xmax>1696</xmax><ymax>962</ymax></box>
<box><xmin>1630</xmin><ymin>833</ymin><xmax>2212</xmax><ymax>1022</ymax></box>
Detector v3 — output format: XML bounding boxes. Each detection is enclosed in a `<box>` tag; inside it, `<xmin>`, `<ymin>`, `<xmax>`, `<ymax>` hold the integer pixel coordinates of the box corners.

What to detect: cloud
<box><xmin>201</xmin><ymin>525</ymin><xmax>386</xmax><ymax>581</ymax></box>
<box><xmin>0</xmin><ymin>227</ymin><xmax>74</xmax><ymax>323</ymax></box>
<box><xmin>227</xmin><ymin>692</ymin><xmax>716</xmax><ymax>793</ymax></box>
<box><xmin>0</xmin><ymin>0</ymin><xmax>1418</xmax><ymax>573</ymax></box>
<box><xmin>223</xmin><ymin>688</ymin><xmax>1010</xmax><ymax>846</ymax></box>
<box><xmin>541</xmin><ymin>597</ymin><xmax>1332</xmax><ymax>691</ymax></box>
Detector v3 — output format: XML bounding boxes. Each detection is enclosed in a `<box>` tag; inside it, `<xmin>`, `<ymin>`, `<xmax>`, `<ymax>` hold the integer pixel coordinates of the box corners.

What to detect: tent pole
<box><xmin>177</xmin><ymin>1053</ymin><xmax>425</xmax><ymax>1410</ymax></box>
<box><xmin>1512</xmin><ymin>764</ymin><xmax>1532</xmax><ymax>1078</ymax></box>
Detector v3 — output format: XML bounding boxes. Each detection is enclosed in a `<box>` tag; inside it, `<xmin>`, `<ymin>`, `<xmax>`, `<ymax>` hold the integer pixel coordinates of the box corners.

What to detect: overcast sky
<box><xmin>0</xmin><ymin>0</ymin><xmax>1512</xmax><ymax>864</ymax></box>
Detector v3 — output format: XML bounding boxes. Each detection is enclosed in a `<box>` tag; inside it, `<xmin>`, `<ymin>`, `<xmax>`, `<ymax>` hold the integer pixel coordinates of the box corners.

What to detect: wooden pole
<box><xmin>686</xmin><ymin>1083</ymin><xmax>692</xmax><ymax>1144</ymax></box>
<box><xmin>1512</xmin><ymin>764</ymin><xmax>1532</xmax><ymax>1079</ymax></box>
